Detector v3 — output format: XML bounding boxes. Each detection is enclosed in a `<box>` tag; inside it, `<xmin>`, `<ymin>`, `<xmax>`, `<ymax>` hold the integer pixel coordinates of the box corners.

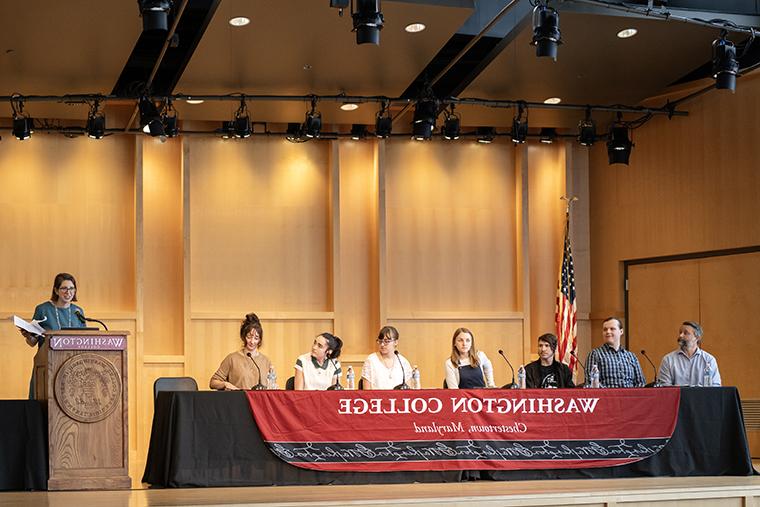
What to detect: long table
<box><xmin>142</xmin><ymin>387</ymin><xmax>755</xmax><ymax>488</ymax></box>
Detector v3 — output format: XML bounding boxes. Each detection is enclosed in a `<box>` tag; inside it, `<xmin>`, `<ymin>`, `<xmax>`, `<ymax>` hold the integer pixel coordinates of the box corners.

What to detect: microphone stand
<box><xmin>326</xmin><ymin>352</ymin><xmax>344</xmax><ymax>390</ymax></box>
<box><xmin>74</xmin><ymin>310</ymin><xmax>109</xmax><ymax>331</ymax></box>
<box><xmin>570</xmin><ymin>350</ymin><xmax>588</xmax><ymax>387</ymax></box>
<box><xmin>246</xmin><ymin>352</ymin><xmax>267</xmax><ymax>390</ymax></box>
<box><xmin>640</xmin><ymin>349</ymin><xmax>661</xmax><ymax>387</ymax></box>
<box><xmin>497</xmin><ymin>349</ymin><xmax>517</xmax><ymax>389</ymax></box>
<box><xmin>393</xmin><ymin>350</ymin><xmax>410</xmax><ymax>390</ymax></box>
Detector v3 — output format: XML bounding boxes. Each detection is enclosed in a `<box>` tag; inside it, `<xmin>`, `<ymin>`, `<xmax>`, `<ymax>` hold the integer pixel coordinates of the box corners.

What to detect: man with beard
<box><xmin>524</xmin><ymin>333</ymin><xmax>574</xmax><ymax>388</ymax></box>
<box><xmin>657</xmin><ymin>321</ymin><xmax>721</xmax><ymax>386</ymax></box>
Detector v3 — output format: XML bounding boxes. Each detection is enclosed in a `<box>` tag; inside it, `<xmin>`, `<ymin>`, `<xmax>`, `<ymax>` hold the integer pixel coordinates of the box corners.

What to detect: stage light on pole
<box><xmin>303</xmin><ymin>98</ymin><xmax>322</xmax><ymax>138</ymax></box>
<box><xmin>233</xmin><ymin>98</ymin><xmax>252</xmax><ymax>138</ymax></box>
<box><xmin>442</xmin><ymin>105</ymin><xmax>460</xmax><ymax>140</ymax></box>
<box><xmin>578</xmin><ymin>109</ymin><xmax>596</xmax><ymax>146</ymax></box>
<box><xmin>11</xmin><ymin>97</ymin><xmax>33</xmax><ymax>140</ymax></box>
<box><xmin>162</xmin><ymin>98</ymin><xmax>179</xmax><ymax>138</ymax></box>
<box><xmin>412</xmin><ymin>99</ymin><xmax>437</xmax><ymax>141</ymax></box>
<box><xmin>539</xmin><ymin>127</ymin><xmax>556</xmax><ymax>144</ymax></box>
<box><xmin>286</xmin><ymin>122</ymin><xmax>306</xmax><ymax>143</ymax></box>
<box><xmin>350</xmin><ymin>124</ymin><xmax>367</xmax><ymax>140</ymax></box>
<box><xmin>476</xmin><ymin>127</ymin><xmax>496</xmax><ymax>144</ymax></box>
<box><xmin>607</xmin><ymin>114</ymin><xmax>633</xmax><ymax>165</ymax></box>
<box><xmin>86</xmin><ymin>100</ymin><xmax>106</xmax><ymax>139</ymax></box>
<box><xmin>139</xmin><ymin>96</ymin><xmax>165</xmax><ymax>137</ymax></box>
<box><xmin>712</xmin><ymin>32</ymin><xmax>739</xmax><ymax>92</ymax></box>
<box><xmin>138</xmin><ymin>0</ymin><xmax>172</xmax><ymax>32</ymax></box>
<box><xmin>511</xmin><ymin>104</ymin><xmax>528</xmax><ymax>144</ymax></box>
<box><xmin>375</xmin><ymin>101</ymin><xmax>392</xmax><ymax>138</ymax></box>
<box><xmin>531</xmin><ymin>2</ymin><xmax>561</xmax><ymax>60</ymax></box>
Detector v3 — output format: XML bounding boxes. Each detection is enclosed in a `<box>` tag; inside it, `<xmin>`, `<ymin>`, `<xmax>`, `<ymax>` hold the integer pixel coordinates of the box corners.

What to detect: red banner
<box><xmin>246</xmin><ymin>388</ymin><xmax>680</xmax><ymax>472</ymax></box>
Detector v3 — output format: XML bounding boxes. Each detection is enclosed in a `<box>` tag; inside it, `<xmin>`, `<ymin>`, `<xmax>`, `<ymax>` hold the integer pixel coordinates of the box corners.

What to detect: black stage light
<box><xmin>476</xmin><ymin>127</ymin><xmax>495</xmax><ymax>144</ymax></box>
<box><xmin>607</xmin><ymin>125</ymin><xmax>633</xmax><ymax>165</ymax></box>
<box><xmin>531</xmin><ymin>3</ymin><xmax>561</xmax><ymax>60</ymax></box>
<box><xmin>539</xmin><ymin>127</ymin><xmax>556</xmax><ymax>144</ymax></box>
<box><xmin>442</xmin><ymin>106</ymin><xmax>460</xmax><ymax>140</ymax></box>
<box><xmin>304</xmin><ymin>100</ymin><xmax>322</xmax><ymax>138</ymax></box>
<box><xmin>578</xmin><ymin>115</ymin><xmax>596</xmax><ymax>146</ymax></box>
<box><xmin>511</xmin><ymin>118</ymin><xmax>528</xmax><ymax>144</ymax></box>
<box><xmin>286</xmin><ymin>122</ymin><xmax>306</xmax><ymax>142</ymax></box>
<box><xmin>163</xmin><ymin>115</ymin><xmax>178</xmax><ymax>138</ymax></box>
<box><xmin>219</xmin><ymin>121</ymin><xmax>235</xmax><ymax>139</ymax></box>
<box><xmin>139</xmin><ymin>96</ymin><xmax>165</xmax><ymax>137</ymax></box>
<box><xmin>12</xmin><ymin>116</ymin><xmax>32</xmax><ymax>141</ymax></box>
<box><xmin>233</xmin><ymin>99</ymin><xmax>252</xmax><ymax>138</ymax></box>
<box><xmin>712</xmin><ymin>35</ymin><xmax>739</xmax><ymax>92</ymax></box>
<box><xmin>353</xmin><ymin>0</ymin><xmax>384</xmax><ymax>45</ymax></box>
<box><xmin>375</xmin><ymin>116</ymin><xmax>392</xmax><ymax>138</ymax></box>
<box><xmin>138</xmin><ymin>0</ymin><xmax>172</xmax><ymax>32</ymax></box>
<box><xmin>86</xmin><ymin>114</ymin><xmax>106</xmax><ymax>139</ymax></box>
<box><xmin>350</xmin><ymin>124</ymin><xmax>367</xmax><ymax>140</ymax></box>
<box><xmin>331</xmin><ymin>0</ymin><xmax>349</xmax><ymax>8</ymax></box>
<box><xmin>412</xmin><ymin>100</ymin><xmax>437</xmax><ymax>141</ymax></box>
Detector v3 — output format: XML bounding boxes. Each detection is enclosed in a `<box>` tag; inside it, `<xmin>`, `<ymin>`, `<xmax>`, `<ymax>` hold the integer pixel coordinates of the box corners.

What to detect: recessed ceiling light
<box><xmin>617</xmin><ymin>28</ymin><xmax>638</xmax><ymax>39</ymax></box>
<box><xmin>186</xmin><ymin>99</ymin><xmax>204</xmax><ymax>105</ymax></box>
<box><xmin>229</xmin><ymin>16</ymin><xmax>250</xmax><ymax>27</ymax></box>
<box><xmin>340</xmin><ymin>103</ymin><xmax>359</xmax><ymax>111</ymax></box>
<box><xmin>405</xmin><ymin>23</ymin><xmax>426</xmax><ymax>33</ymax></box>
<box><xmin>543</xmin><ymin>97</ymin><xmax>562</xmax><ymax>104</ymax></box>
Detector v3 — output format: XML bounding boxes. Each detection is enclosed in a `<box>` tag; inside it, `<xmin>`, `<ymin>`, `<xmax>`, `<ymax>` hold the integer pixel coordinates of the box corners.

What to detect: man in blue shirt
<box><xmin>657</xmin><ymin>321</ymin><xmax>721</xmax><ymax>386</ymax></box>
<box><xmin>585</xmin><ymin>317</ymin><xmax>645</xmax><ymax>388</ymax></box>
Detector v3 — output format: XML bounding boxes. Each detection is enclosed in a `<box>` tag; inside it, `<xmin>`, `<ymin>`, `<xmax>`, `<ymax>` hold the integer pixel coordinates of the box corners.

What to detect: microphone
<box><xmin>393</xmin><ymin>350</ymin><xmax>410</xmax><ymax>390</ymax></box>
<box><xmin>497</xmin><ymin>349</ymin><xmax>516</xmax><ymax>389</ymax></box>
<box><xmin>326</xmin><ymin>351</ymin><xmax>344</xmax><ymax>390</ymax></box>
<box><xmin>569</xmin><ymin>350</ymin><xmax>588</xmax><ymax>387</ymax></box>
<box><xmin>640</xmin><ymin>349</ymin><xmax>659</xmax><ymax>387</ymax></box>
<box><xmin>246</xmin><ymin>352</ymin><xmax>267</xmax><ymax>390</ymax></box>
<box><xmin>74</xmin><ymin>310</ymin><xmax>109</xmax><ymax>331</ymax></box>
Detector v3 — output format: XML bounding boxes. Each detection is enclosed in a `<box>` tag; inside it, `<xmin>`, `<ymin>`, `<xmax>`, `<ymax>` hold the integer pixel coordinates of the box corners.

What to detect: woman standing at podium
<box><xmin>19</xmin><ymin>273</ymin><xmax>86</xmax><ymax>398</ymax></box>
<box><xmin>210</xmin><ymin>313</ymin><xmax>272</xmax><ymax>390</ymax></box>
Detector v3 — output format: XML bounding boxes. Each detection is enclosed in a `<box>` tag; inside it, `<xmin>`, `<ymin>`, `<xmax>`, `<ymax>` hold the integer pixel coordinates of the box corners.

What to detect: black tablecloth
<box><xmin>0</xmin><ymin>400</ymin><xmax>48</xmax><ymax>491</ymax></box>
<box><xmin>142</xmin><ymin>387</ymin><xmax>755</xmax><ymax>488</ymax></box>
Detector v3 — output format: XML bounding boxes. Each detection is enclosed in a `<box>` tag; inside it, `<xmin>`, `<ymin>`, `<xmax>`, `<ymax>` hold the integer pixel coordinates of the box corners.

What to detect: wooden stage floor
<box><xmin>1</xmin><ymin>475</ymin><xmax>760</xmax><ymax>507</ymax></box>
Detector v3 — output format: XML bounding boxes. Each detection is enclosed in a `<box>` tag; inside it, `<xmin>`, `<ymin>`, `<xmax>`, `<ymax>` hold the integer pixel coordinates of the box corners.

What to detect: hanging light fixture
<box><xmin>138</xmin><ymin>0</ymin><xmax>173</xmax><ymax>32</ymax></box>
<box><xmin>352</xmin><ymin>0</ymin><xmax>384</xmax><ymax>45</ymax></box>
<box><xmin>375</xmin><ymin>101</ymin><xmax>392</xmax><ymax>138</ymax></box>
<box><xmin>531</xmin><ymin>1</ymin><xmax>561</xmax><ymax>60</ymax></box>
<box><xmin>441</xmin><ymin>104</ymin><xmax>460</xmax><ymax>140</ymax></box>
<box><xmin>303</xmin><ymin>98</ymin><xmax>322</xmax><ymax>138</ymax></box>
<box><xmin>476</xmin><ymin>127</ymin><xmax>496</xmax><ymax>144</ymax></box>
<box><xmin>412</xmin><ymin>99</ymin><xmax>437</xmax><ymax>141</ymax></box>
<box><xmin>578</xmin><ymin>108</ymin><xmax>596</xmax><ymax>146</ymax></box>
<box><xmin>162</xmin><ymin>98</ymin><xmax>179</xmax><ymax>138</ymax></box>
<box><xmin>607</xmin><ymin>113</ymin><xmax>633</xmax><ymax>165</ymax></box>
<box><xmin>11</xmin><ymin>97</ymin><xmax>33</xmax><ymax>141</ymax></box>
<box><xmin>233</xmin><ymin>98</ymin><xmax>252</xmax><ymax>138</ymax></box>
<box><xmin>350</xmin><ymin>124</ymin><xmax>368</xmax><ymax>140</ymax></box>
<box><xmin>712</xmin><ymin>31</ymin><xmax>739</xmax><ymax>92</ymax></box>
<box><xmin>539</xmin><ymin>127</ymin><xmax>556</xmax><ymax>144</ymax></box>
<box><xmin>86</xmin><ymin>100</ymin><xmax>106</xmax><ymax>139</ymax></box>
<box><xmin>511</xmin><ymin>103</ymin><xmax>528</xmax><ymax>144</ymax></box>
<box><xmin>286</xmin><ymin>122</ymin><xmax>306</xmax><ymax>143</ymax></box>
<box><xmin>139</xmin><ymin>96</ymin><xmax>165</xmax><ymax>137</ymax></box>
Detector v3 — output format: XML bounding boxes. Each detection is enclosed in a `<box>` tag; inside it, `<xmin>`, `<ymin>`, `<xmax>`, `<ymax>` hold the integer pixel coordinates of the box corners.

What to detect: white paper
<box><xmin>13</xmin><ymin>315</ymin><xmax>46</xmax><ymax>336</ymax></box>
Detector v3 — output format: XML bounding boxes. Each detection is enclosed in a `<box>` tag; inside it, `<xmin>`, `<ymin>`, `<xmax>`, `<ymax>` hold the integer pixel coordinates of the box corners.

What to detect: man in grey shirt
<box><xmin>657</xmin><ymin>321</ymin><xmax>721</xmax><ymax>386</ymax></box>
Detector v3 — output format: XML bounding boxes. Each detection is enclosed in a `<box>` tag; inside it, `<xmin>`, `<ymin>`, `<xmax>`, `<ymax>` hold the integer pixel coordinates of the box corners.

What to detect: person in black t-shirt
<box><xmin>524</xmin><ymin>333</ymin><xmax>575</xmax><ymax>388</ymax></box>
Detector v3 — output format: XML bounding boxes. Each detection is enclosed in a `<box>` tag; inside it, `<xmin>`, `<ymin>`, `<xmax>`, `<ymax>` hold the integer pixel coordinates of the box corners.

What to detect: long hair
<box><xmin>450</xmin><ymin>327</ymin><xmax>480</xmax><ymax>368</ymax></box>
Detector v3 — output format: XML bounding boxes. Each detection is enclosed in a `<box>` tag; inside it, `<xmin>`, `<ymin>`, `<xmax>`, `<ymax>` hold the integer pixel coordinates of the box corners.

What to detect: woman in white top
<box><xmin>444</xmin><ymin>328</ymin><xmax>496</xmax><ymax>389</ymax></box>
<box><xmin>294</xmin><ymin>332</ymin><xmax>343</xmax><ymax>390</ymax></box>
<box><xmin>361</xmin><ymin>326</ymin><xmax>412</xmax><ymax>390</ymax></box>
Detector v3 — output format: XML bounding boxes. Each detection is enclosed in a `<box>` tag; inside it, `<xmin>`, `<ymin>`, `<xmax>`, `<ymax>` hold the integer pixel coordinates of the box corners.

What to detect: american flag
<box><xmin>555</xmin><ymin>214</ymin><xmax>577</xmax><ymax>374</ymax></box>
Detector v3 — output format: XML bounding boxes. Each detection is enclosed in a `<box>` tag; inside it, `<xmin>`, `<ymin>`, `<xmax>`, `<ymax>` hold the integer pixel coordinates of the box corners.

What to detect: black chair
<box><xmin>358</xmin><ymin>378</ymin><xmax>364</xmax><ymax>390</ymax></box>
<box><xmin>443</xmin><ymin>379</ymin><xmax>448</xmax><ymax>389</ymax></box>
<box><xmin>285</xmin><ymin>376</ymin><xmax>295</xmax><ymax>390</ymax></box>
<box><xmin>153</xmin><ymin>376</ymin><xmax>198</xmax><ymax>400</ymax></box>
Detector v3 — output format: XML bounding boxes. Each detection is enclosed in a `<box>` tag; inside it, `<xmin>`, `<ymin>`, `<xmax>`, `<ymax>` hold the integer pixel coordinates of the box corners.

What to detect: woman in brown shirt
<box><xmin>210</xmin><ymin>313</ymin><xmax>272</xmax><ymax>390</ymax></box>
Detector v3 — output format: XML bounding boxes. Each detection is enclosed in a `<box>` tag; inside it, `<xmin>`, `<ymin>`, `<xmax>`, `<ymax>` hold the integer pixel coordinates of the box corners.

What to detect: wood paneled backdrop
<box><xmin>5</xmin><ymin>73</ymin><xmax>759</xmax><ymax>483</ymax></box>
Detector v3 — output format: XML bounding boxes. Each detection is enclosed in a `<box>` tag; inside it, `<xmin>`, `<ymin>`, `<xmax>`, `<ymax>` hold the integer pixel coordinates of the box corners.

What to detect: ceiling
<box><xmin>0</xmin><ymin>0</ymin><xmax>758</xmax><ymax>134</ymax></box>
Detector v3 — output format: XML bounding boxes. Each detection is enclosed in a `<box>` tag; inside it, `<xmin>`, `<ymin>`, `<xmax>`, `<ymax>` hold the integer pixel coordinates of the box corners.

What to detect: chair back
<box><xmin>153</xmin><ymin>376</ymin><xmax>198</xmax><ymax>399</ymax></box>
<box><xmin>285</xmin><ymin>376</ymin><xmax>295</xmax><ymax>390</ymax></box>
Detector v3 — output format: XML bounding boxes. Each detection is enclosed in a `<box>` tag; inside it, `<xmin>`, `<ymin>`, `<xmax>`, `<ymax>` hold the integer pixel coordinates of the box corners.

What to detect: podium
<box><xmin>34</xmin><ymin>330</ymin><xmax>131</xmax><ymax>490</ymax></box>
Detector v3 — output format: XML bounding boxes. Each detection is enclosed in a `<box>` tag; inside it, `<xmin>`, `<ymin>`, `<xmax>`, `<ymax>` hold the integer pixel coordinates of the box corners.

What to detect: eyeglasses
<box><xmin>377</xmin><ymin>338</ymin><xmax>396</xmax><ymax>344</ymax></box>
<box><xmin>59</xmin><ymin>287</ymin><xmax>76</xmax><ymax>292</ymax></box>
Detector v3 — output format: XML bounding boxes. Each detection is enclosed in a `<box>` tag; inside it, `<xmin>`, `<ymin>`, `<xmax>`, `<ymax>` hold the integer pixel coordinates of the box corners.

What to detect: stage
<box><xmin>1</xmin><ymin>475</ymin><xmax>759</xmax><ymax>507</ymax></box>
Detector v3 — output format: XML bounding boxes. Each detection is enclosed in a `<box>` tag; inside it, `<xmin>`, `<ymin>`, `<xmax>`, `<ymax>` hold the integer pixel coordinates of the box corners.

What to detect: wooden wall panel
<box><xmin>187</xmin><ymin>137</ymin><xmax>330</xmax><ymax>313</ymax></box>
<box><xmin>142</xmin><ymin>138</ymin><xmax>184</xmax><ymax>356</ymax></box>
<box><xmin>383</xmin><ymin>139</ymin><xmax>517</xmax><ymax>313</ymax></box>
<box><xmin>385</xmin><ymin>319</ymin><xmax>524</xmax><ymax>389</ymax></box>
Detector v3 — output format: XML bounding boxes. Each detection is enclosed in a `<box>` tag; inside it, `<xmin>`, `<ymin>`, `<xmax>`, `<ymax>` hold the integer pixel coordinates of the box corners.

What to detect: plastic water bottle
<box><xmin>517</xmin><ymin>365</ymin><xmax>526</xmax><ymax>389</ymax></box>
<box><xmin>346</xmin><ymin>366</ymin><xmax>355</xmax><ymax>390</ymax></box>
<box><xmin>703</xmin><ymin>364</ymin><xmax>712</xmax><ymax>387</ymax></box>
<box><xmin>412</xmin><ymin>366</ymin><xmax>421</xmax><ymax>389</ymax></box>
<box><xmin>590</xmin><ymin>364</ymin><xmax>601</xmax><ymax>388</ymax></box>
<box><xmin>266</xmin><ymin>366</ymin><xmax>277</xmax><ymax>390</ymax></box>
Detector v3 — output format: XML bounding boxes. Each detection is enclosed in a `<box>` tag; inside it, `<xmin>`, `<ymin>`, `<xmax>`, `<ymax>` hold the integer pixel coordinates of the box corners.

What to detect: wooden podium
<box><xmin>34</xmin><ymin>330</ymin><xmax>131</xmax><ymax>490</ymax></box>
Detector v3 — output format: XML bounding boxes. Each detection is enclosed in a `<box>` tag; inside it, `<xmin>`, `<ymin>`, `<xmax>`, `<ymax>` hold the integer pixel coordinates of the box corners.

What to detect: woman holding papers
<box><xmin>361</xmin><ymin>326</ymin><xmax>412</xmax><ymax>390</ymax></box>
<box><xmin>294</xmin><ymin>332</ymin><xmax>343</xmax><ymax>390</ymax></box>
<box><xmin>210</xmin><ymin>313</ymin><xmax>272</xmax><ymax>390</ymax></box>
<box><xmin>19</xmin><ymin>272</ymin><xmax>86</xmax><ymax>398</ymax></box>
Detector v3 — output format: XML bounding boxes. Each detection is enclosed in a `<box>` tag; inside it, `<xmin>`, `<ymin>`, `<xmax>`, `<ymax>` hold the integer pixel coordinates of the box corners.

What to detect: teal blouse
<box><xmin>32</xmin><ymin>301</ymin><xmax>85</xmax><ymax>345</ymax></box>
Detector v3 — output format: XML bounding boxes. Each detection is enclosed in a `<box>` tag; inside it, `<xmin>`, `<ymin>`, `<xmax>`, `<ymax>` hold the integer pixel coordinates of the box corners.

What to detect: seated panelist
<box><xmin>210</xmin><ymin>313</ymin><xmax>272</xmax><ymax>390</ymax></box>
<box><xmin>658</xmin><ymin>321</ymin><xmax>721</xmax><ymax>386</ymax></box>
<box><xmin>361</xmin><ymin>326</ymin><xmax>412</xmax><ymax>390</ymax></box>
<box><xmin>294</xmin><ymin>332</ymin><xmax>343</xmax><ymax>390</ymax></box>
<box><xmin>524</xmin><ymin>333</ymin><xmax>574</xmax><ymax>388</ymax></box>
<box><xmin>444</xmin><ymin>328</ymin><xmax>496</xmax><ymax>389</ymax></box>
